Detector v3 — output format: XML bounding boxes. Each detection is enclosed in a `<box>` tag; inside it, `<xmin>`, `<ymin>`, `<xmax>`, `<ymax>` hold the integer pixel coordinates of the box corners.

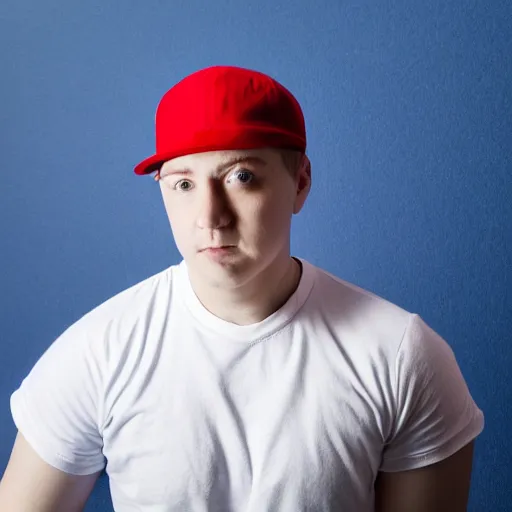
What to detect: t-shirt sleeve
<box><xmin>10</xmin><ymin>317</ymin><xmax>107</xmax><ymax>476</ymax></box>
<box><xmin>380</xmin><ymin>313</ymin><xmax>484</xmax><ymax>472</ymax></box>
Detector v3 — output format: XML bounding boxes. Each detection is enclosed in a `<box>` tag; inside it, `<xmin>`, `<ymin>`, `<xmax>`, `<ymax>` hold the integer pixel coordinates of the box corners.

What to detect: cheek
<box><xmin>240</xmin><ymin>194</ymin><xmax>293</xmax><ymax>235</ymax></box>
<box><xmin>162</xmin><ymin>202</ymin><xmax>193</xmax><ymax>247</ymax></box>
<box><xmin>168</xmin><ymin>214</ymin><xmax>192</xmax><ymax>236</ymax></box>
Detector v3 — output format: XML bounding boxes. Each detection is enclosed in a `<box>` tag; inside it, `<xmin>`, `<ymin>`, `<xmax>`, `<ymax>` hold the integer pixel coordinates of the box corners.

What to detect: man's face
<box><xmin>158</xmin><ymin>148</ymin><xmax>310</xmax><ymax>288</ymax></box>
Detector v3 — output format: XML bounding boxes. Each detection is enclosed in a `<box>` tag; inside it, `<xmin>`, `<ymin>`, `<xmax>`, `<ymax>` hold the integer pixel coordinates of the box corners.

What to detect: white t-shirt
<box><xmin>10</xmin><ymin>257</ymin><xmax>484</xmax><ymax>511</ymax></box>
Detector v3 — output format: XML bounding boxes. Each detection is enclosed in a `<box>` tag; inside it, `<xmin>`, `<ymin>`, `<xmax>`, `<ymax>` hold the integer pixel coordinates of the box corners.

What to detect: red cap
<box><xmin>134</xmin><ymin>65</ymin><xmax>306</xmax><ymax>175</ymax></box>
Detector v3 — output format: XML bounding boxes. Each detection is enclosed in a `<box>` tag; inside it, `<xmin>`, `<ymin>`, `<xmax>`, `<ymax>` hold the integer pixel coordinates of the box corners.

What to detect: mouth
<box><xmin>199</xmin><ymin>246</ymin><xmax>238</xmax><ymax>258</ymax></box>
<box><xmin>200</xmin><ymin>245</ymin><xmax>235</xmax><ymax>251</ymax></box>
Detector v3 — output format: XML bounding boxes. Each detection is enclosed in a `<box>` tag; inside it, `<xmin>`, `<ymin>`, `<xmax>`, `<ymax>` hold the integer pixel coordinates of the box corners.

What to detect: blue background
<box><xmin>1</xmin><ymin>0</ymin><xmax>510</xmax><ymax>510</ymax></box>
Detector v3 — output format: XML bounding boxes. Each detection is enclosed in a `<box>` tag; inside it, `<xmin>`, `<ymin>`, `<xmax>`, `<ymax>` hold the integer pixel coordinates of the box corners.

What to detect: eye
<box><xmin>174</xmin><ymin>179</ymin><xmax>193</xmax><ymax>192</ymax></box>
<box><xmin>228</xmin><ymin>168</ymin><xmax>254</xmax><ymax>185</ymax></box>
<box><xmin>170</xmin><ymin>169</ymin><xmax>254</xmax><ymax>192</ymax></box>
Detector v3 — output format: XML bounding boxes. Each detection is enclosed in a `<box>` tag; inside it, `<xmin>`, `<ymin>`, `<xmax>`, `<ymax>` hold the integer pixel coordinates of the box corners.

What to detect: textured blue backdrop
<box><xmin>1</xmin><ymin>0</ymin><xmax>510</xmax><ymax>510</ymax></box>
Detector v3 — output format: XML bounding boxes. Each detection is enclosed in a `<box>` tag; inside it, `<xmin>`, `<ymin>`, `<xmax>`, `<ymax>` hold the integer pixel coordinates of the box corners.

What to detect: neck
<box><xmin>187</xmin><ymin>256</ymin><xmax>302</xmax><ymax>326</ymax></box>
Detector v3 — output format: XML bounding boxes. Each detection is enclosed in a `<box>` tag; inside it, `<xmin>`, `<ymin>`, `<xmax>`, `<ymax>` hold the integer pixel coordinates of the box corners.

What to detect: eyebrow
<box><xmin>160</xmin><ymin>156</ymin><xmax>267</xmax><ymax>177</ymax></box>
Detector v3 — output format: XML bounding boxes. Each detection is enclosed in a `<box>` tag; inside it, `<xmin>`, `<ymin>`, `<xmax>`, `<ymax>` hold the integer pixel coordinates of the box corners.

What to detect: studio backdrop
<box><xmin>1</xmin><ymin>1</ymin><xmax>510</xmax><ymax>510</ymax></box>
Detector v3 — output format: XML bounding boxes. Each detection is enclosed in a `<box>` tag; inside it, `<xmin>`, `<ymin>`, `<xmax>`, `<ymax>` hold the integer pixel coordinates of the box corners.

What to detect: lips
<box><xmin>200</xmin><ymin>245</ymin><xmax>234</xmax><ymax>251</ymax></box>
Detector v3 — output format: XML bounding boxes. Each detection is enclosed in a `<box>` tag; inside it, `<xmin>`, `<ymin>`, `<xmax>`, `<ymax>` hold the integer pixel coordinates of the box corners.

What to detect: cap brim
<box><xmin>134</xmin><ymin>131</ymin><xmax>306</xmax><ymax>176</ymax></box>
<box><xmin>134</xmin><ymin>154</ymin><xmax>169</xmax><ymax>176</ymax></box>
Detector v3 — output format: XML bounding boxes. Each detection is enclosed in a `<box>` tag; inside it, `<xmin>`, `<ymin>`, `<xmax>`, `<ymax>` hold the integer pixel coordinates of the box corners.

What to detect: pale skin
<box><xmin>0</xmin><ymin>147</ymin><xmax>476</xmax><ymax>510</ymax></box>
<box><xmin>156</xmin><ymin>147</ymin><xmax>311</xmax><ymax>326</ymax></box>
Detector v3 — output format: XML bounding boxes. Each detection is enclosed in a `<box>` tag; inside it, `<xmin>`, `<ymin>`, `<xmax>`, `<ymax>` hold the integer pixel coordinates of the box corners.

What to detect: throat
<box><xmin>189</xmin><ymin>257</ymin><xmax>302</xmax><ymax>326</ymax></box>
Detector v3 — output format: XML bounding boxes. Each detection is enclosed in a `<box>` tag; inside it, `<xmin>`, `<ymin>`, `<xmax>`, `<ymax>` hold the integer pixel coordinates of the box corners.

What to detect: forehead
<box><xmin>160</xmin><ymin>148</ymin><xmax>279</xmax><ymax>173</ymax></box>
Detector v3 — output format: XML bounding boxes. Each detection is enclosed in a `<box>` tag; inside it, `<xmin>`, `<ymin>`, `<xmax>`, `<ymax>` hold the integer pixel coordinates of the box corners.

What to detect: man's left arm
<box><xmin>375</xmin><ymin>440</ymin><xmax>475</xmax><ymax>512</ymax></box>
<box><xmin>375</xmin><ymin>314</ymin><xmax>484</xmax><ymax>512</ymax></box>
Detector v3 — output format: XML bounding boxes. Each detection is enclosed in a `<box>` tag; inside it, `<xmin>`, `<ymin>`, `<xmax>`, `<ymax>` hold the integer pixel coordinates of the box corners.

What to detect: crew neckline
<box><xmin>173</xmin><ymin>257</ymin><xmax>316</xmax><ymax>343</ymax></box>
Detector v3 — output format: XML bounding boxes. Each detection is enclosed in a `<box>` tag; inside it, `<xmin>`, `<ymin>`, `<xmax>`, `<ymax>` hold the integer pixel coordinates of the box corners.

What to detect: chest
<box><xmin>102</xmin><ymin>334</ymin><xmax>386</xmax><ymax>511</ymax></box>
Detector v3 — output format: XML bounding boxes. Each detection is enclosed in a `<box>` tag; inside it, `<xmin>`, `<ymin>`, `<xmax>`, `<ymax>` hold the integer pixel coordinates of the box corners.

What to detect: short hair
<box><xmin>278</xmin><ymin>149</ymin><xmax>304</xmax><ymax>178</ymax></box>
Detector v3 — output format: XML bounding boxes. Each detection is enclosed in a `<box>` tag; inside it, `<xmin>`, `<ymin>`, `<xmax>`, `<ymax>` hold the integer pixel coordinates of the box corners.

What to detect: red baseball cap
<box><xmin>134</xmin><ymin>65</ymin><xmax>306</xmax><ymax>175</ymax></box>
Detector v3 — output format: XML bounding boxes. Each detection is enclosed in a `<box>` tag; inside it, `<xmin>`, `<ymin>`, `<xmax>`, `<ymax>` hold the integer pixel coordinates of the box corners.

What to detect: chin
<box><xmin>194</xmin><ymin>253</ymin><xmax>256</xmax><ymax>285</ymax></box>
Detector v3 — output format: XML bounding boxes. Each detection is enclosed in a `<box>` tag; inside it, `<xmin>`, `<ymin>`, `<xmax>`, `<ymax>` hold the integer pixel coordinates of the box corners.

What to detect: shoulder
<box><xmin>37</xmin><ymin>262</ymin><xmax>179</xmax><ymax>370</ymax></box>
<box><xmin>302</xmin><ymin>259</ymin><xmax>412</xmax><ymax>354</ymax></box>
<box><xmin>64</xmin><ymin>262</ymin><xmax>182</xmax><ymax>348</ymax></box>
<box><xmin>306</xmin><ymin>260</ymin><xmax>410</xmax><ymax>318</ymax></box>
<box><xmin>301</xmin><ymin>261</ymin><xmax>484</xmax><ymax>471</ymax></box>
<box><xmin>82</xmin><ymin>264</ymin><xmax>176</xmax><ymax>327</ymax></box>
<box><xmin>304</xmin><ymin>260</ymin><xmax>467</xmax><ymax>385</ymax></box>
<box><xmin>8</xmin><ymin>262</ymin><xmax>184</xmax><ymax>477</ymax></box>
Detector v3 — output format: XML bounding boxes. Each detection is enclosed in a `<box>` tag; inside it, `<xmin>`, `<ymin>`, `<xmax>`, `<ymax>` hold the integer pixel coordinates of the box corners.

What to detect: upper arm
<box><xmin>375</xmin><ymin>441</ymin><xmax>475</xmax><ymax>512</ymax></box>
<box><xmin>0</xmin><ymin>431</ymin><xmax>101</xmax><ymax>512</ymax></box>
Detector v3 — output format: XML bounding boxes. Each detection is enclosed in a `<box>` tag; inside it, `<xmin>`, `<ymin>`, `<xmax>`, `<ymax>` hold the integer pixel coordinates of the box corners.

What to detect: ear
<box><xmin>293</xmin><ymin>154</ymin><xmax>311</xmax><ymax>214</ymax></box>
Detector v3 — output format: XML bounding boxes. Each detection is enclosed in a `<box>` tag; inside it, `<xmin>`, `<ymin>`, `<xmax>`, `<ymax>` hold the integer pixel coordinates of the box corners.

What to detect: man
<box><xmin>0</xmin><ymin>65</ymin><xmax>484</xmax><ymax>511</ymax></box>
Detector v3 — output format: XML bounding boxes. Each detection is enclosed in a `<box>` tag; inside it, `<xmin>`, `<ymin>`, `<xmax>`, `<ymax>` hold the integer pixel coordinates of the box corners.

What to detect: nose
<box><xmin>195</xmin><ymin>179</ymin><xmax>234</xmax><ymax>230</ymax></box>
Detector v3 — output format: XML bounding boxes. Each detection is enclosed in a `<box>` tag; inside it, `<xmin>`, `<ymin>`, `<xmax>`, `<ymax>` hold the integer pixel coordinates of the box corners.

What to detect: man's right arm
<box><xmin>0</xmin><ymin>431</ymin><xmax>101</xmax><ymax>512</ymax></box>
